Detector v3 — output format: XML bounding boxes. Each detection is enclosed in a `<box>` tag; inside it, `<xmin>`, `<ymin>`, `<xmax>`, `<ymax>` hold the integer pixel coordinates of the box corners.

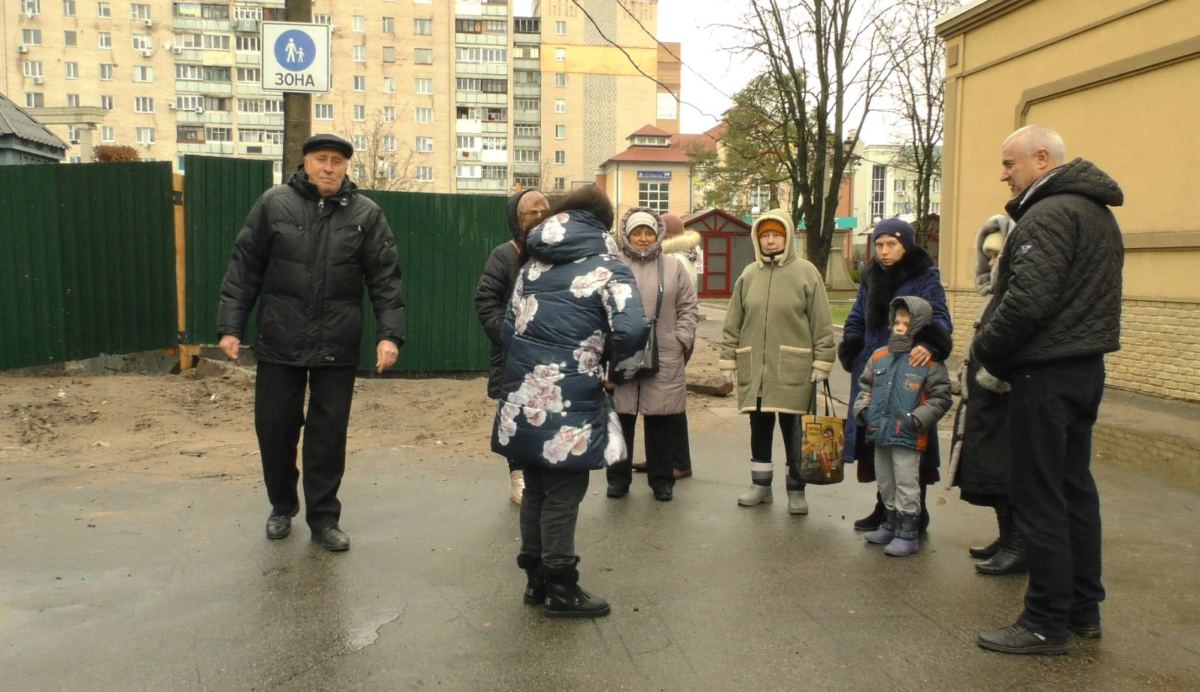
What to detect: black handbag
<box><xmin>636</xmin><ymin>256</ymin><xmax>664</xmax><ymax>377</ymax></box>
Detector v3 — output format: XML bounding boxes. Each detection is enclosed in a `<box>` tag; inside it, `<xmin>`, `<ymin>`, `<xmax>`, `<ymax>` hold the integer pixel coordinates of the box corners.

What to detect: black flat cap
<box><xmin>302</xmin><ymin>133</ymin><xmax>354</xmax><ymax>158</ymax></box>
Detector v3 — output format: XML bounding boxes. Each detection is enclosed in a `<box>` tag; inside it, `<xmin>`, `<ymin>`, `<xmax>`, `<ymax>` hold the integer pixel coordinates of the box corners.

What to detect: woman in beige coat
<box><xmin>608</xmin><ymin>207</ymin><xmax>700</xmax><ymax>502</ymax></box>
<box><xmin>719</xmin><ymin>209</ymin><xmax>836</xmax><ymax>514</ymax></box>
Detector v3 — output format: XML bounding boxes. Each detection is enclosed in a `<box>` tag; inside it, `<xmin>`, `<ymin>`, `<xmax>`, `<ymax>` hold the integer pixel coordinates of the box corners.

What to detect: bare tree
<box><xmin>349</xmin><ymin>109</ymin><xmax>427</xmax><ymax>192</ymax></box>
<box><xmin>734</xmin><ymin>0</ymin><xmax>895</xmax><ymax>277</ymax></box>
<box><xmin>884</xmin><ymin>0</ymin><xmax>959</xmax><ymax>244</ymax></box>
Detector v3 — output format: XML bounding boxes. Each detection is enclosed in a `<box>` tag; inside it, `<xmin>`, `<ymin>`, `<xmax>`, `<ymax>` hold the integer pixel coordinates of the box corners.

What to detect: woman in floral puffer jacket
<box><xmin>491</xmin><ymin>185</ymin><xmax>649</xmax><ymax>620</ymax></box>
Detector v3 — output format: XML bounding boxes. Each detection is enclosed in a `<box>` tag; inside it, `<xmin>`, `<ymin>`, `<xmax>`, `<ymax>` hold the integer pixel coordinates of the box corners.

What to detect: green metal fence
<box><xmin>0</xmin><ymin>162</ymin><xmax>176</xmax><ymax>370</ymax></box>
<box><xmin>182</xmin><ymin>155</ymin><xmax>274</xmax><ymax>345</ymax></box>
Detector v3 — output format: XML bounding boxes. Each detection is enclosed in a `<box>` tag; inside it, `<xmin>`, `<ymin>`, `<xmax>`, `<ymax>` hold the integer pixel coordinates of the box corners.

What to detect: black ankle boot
<box><xmin>543</xmin><ymin>561</ymin><xmax>610</xmax><ymax>619</ymax></box>
<box><xmin>853</xmin><ymin>492</ymin><xmax>885</xmax><ymax>531</ymax></box>
<box><xmin>976</xmin><ymin>527</ymin><xmax>1027</xmax><ymax>576</ymax></box>
<box><xmin>969</xmin><ymin>505</ymin><xmax>1006</xmax><ymax>559</ymax></box>
<box><xmin>516</xmin><ymin>553</ymin><xmax>547</xmax><ymax>605</ymax></box>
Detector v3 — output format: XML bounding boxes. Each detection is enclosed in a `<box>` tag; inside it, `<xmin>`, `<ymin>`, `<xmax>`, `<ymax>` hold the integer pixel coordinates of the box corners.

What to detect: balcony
<box><xmin>178</xmin><ymin>141</ymin><xmax>235</xmax><ymax>155</ymax></box>
<box><xmin>455</xmin><ymin>33</ymin><xmax>507</xmax><ymax>46</ymax></box>
<box><xmin>176</xmin><ymin>80</ymin><xmax>233</xmax><ymax>95</ymax></box>
<box><xmin>482</xmin><ymin>121</ymin><xmax>509</xmax><ymax>134</ymax></box>
<box><xmin>241</xmin><ymin>143</ymin><xmax>282</xmax><ymax>157</ymax></box>
<box><xmin>175</xmin><ymin>110</ymin><xmax>233</xmax><ymax>125</ymax></box>
<box><xmin>235</xmin><ymin>51</ymin><xmax>260</xmax><ymax>65</ymax></box>
<box><xmin>455</xmin><ymin>61</ymin><xmax>507</xmax><ymax>77</ymax></box>
<box><xmin>456</xmin><ymin>119</ymin><xmax>482</xmax><ymax>135</ymax></box>
<box><xmin>233</xmin><ymin>19</ymin><xmax>258</xmax><ymax>33</ymax></box>
<box><xmin>456</xmin><ymin>178</ymin><xmax>508</xmax><ymax>193</ymax></box>
<box><xmin>513</xmin><ymin>84</ymin><xmax>540</xmax><ymax>98</ymax></box>
<box><xmin>172</xmin><ymin>18</ymin><xmax>232</xmax><ymax>32</ymax></box>
<box><xmin>455</xmin><ymin>91</ymin><xmax>507</xmax><ymax>106</ymax></box>
<box><xmin>512</xmin><ymin>110</ymin><xmax>539</xmax><ymax>124</ymax></box>
<box><xmin>481</xmin><ymin>150</ymin><xmax>508</xmax><ymax>165</ymax></box>
<box><xmin>512</xmin><ymin>161</ymin><xmax>540</xmax><ymax>174</ymax></box>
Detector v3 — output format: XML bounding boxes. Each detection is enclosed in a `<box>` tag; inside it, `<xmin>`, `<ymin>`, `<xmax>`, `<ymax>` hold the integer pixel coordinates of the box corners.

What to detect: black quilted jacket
<box><xmin>217</xmin><ymin>169</ymin><xmax>405</xmax><ymax>368</ymax></box>
<box><xmin>972</xmin><ymin>158</ymin><xmax>1124</xmax><ymax>377</ymax></box>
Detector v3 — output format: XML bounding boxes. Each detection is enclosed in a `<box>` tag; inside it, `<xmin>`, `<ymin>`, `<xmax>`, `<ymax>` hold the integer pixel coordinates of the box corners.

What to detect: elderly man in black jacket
<box><xmin>973</xmin><ymin>125</ymin><xmax>1124</xmax><ymax>655</ymax></box>
<box><xmin>217</xmin><ymin>133</ymin><xmax>405</xmax><ymax>552</ymax></box>
<box><xmin>474</xmin><ymin>188</ymin><xmax>549</xmax><ymax>505</ymax></box>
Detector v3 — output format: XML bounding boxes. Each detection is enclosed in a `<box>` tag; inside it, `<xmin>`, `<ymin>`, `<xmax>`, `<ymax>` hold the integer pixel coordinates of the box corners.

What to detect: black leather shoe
<box><xmin>606</xmin><ymin>484</ymin><xmax>629</xmax><ymax>499</ymax></box>
<box><xmin>1070</xmin><ymin>622</ymin><xmax>1102</xmax><ymax>639</ymax></box>
<box><xmin>545</xmin><ymin>583</ymin><xmax>611</xmax><ymax>619</ymax></box>
<box><xmin>969</xmin><ymin>538</ymin><xmax>1001</xmax><ymax>560</ymax></box>
<box><xmin>976</xmin><ymin>548</ymin><xmax>1027</xmax><ymax>575</ymax></box>
<box><xmin>266</xmin><ymin>513</ymin><xmax>292</xmax><ymax>540</ymax></box>
<box><xmin>311</xmin><ymin>526</ymin><xmax>350</xmax><ymax>552</ymax></box>
<box><xmin>977</xmin><ymin>623</ymin><xmax>1068</xmax><ymax>655</ymax></box>
<box><xmin>652</xmin><ymin>486</ymin><xmax>673</xmax><ymax>502</ymax></box>
<box><xmin>854</xmin><ymin>496</ymin><xmax>885</xmax><ymax>531</ymax></box>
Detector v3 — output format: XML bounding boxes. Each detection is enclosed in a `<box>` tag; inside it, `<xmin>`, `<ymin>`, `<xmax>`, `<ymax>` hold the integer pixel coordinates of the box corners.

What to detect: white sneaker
<box><xmin>787</xmin><ymin>490</ymin><xmax>809</xmax><ymax>515</ymax></box>
<box><xmin>509</xmin><ymin>469</ymin><xmax>524</xmax><ymax>506</ymax></box>
<box><xmin>737</xmin><ymin>485</ymin><xmax>773</xmax><ymax>506</ymax></box>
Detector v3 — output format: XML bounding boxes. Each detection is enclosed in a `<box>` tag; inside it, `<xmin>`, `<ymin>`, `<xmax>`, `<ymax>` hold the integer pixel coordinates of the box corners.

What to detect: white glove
<box><xmin>810</xmin><ymin>368</ymin><xmax>829</xmax><ymax>383</ymax></box>
<box><xmin>721</xmin><ymin>370</ymin><xmax>735</xmax><ymax>385</ymax></box>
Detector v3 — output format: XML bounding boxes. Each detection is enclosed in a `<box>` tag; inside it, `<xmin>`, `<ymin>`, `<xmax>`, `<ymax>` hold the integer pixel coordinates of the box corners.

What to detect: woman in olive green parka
<box><xmin>719</xmin><ymin>209</ymin><xmax>836</xmax><ymax>513</ymax></box>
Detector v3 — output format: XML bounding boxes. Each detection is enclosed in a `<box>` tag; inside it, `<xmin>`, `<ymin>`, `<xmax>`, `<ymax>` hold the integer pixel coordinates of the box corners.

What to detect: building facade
<box><xmin>936</xmin><ymin>0</ymin><xmax>1200</xmax><ymax>402</ymax></box>
<box><xmin>847</xmin><ymin>143</ymin><xmax>942</xmax><ymax>243</ymax></box>
<box><xmin>2</xmin><ymin>0</ymin><xmax>676</xmax><ymax>193</ymax></box>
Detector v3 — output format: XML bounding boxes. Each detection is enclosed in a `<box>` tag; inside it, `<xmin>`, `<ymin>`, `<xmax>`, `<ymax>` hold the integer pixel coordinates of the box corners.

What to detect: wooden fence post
<box><xmin>174</xmin><ymin>172</ymin><xmax>200</xmax><ymax>370</ymax></box>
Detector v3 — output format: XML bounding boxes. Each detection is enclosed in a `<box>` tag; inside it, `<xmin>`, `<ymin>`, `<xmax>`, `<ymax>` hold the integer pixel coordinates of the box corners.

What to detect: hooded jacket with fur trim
<box><xmin>719</xmin><ymin>209</ymin><xmax>836</xmax><ymax>414</ymax></box>
<box><xmin>475</xmin><ymin>189</ymin><xmax>538</xmax><ymax>398</ymax></box>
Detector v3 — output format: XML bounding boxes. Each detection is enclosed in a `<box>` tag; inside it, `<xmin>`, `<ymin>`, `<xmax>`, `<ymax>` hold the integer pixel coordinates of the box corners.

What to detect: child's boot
<box><xmin>864</xmin><ymin>509</ymin><xmax>896</xmax><ymax>545</ymax></box>
<box><xmin>738</xmin><ymin>461</ymin><xmax>773</xmax><ymax>506</ymax></box>
<box><xmin>885</xmin><ymin>513</ymin><xmax>920</xmax><ymax>557</ymax></box>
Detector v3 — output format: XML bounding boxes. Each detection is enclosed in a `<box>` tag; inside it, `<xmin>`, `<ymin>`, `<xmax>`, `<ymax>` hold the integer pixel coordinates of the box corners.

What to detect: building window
<box><xmin>315</xmin><ymin>103</ymin><xmax>333</xmax><ymax>120</ymax></box>
<box><xmin>64</xmin><ymin>30</ymin><xmax>77</xmax><ymax>47</ymax></box>
<box><xmin>313</xmin><ymin>13</ymin><xmax>331</xmax><ymax>25</ymax></box>
<box><xmin>177</xmin><ymin>63</ymin><xmax>205</xmax><ymax>80</ymax></box>
<box><xmin>416</xmin><ymin>166</ymin><xmax>434</xmax><ymax>182</ymax></box>
<box><xmin>353</xmin><ymin>104</ymin><xmax>365</xmax><ymax>121</ymax></box>
<box><xmin>554</xmin><ymin>150</ymin><xmax>565</xmax><ymax>164</ymax></box>
<box><xmin>203</xmin><ymin>35</ymin><xmax>230</xmax><ymax>50</ymax></box>
<box><xmin>382</xmin><ymin>17</ymin><xmax>395</xmax><ymax>33</ymax></box>
<box><xmin>22</xmin><ymin>61</ymin><xmax>44</xmax><ymax>78</ymax></box>
<box><xmin>237</xmin><ymin>67</ymin><xmax>260</xmax><ymax>83</ymax></box>
<box><xmin>66</xmin><ymin>94</ymin><xmax>80</xmax><ymax>107</ymax></box>
<box><xmin>383</xmin><ymin>106</ymin><xmax>396</xmax><ymax>122</ymax></box>
<box><xmin>555</xmin><ymin>20</ymin><xmax>566</xmax><ymax>35</ymax></box>
<box><xmin>555</xmin><ymin>48</ymin><xmax>566</xmax><ymax>62</ymax></box>
<box><xmin>514</xmin><ymin>124</ymin><xmax>540</xmax><ymax>138</ymax></box>
<box><xmin>555</xmin><ymin>124</ymin><xmax>566</xmax><ymax>139</ymax></box>
<box><xmin>97</xmin><ymin>2</ymin><xmax>110</xmax><ymax>19</ymax></box>
<box><xmin>99</xmin><ymin>63</ymin><xmax>114</xmax><ymax>80</ymax></box>
<box><xmin>131</xmin><ymin>3</ymin><xmax>150</xmax><ymax>20</ymax></box>
<box><xmin>98</xmin><ymin>32</ymin><xmax>112</xmax><ymax>48</ymax></box>
<box><xmin>133</xmin><ymin>66</ymin><xmax>153</xmax><ymax>82</ymax></box>
<box><xmin>514</xmin><ymin>174</ymin><xmax>540</xmax><ymax>188</ymax></box>
<box><xmin>932</xmin><ymin>178</ymin><xmax>941</xmax><ymax>193</ymax></box>
<box><xmin>236</xmin><ymin>36</ymin><xmax>260</xmax><ymax>52</ymax></box>
<box><xmin>894</xmin><ymin>178</ymin><xmax>907</xmax><ymax>193</ymax></box>
<box><xmin>135</xmin><ymin>127</ymin><xmax>155</xmax><ymax>145</ymax></box>
<box><xmin>64</xmin><ymin>62</ymin><xmax>79</xmax><ymax>79</ymax></box>
<box><xmin>383</xmin><ymin>77</ymin><xmax>396</xmax><ymax>93</ymax></box>
<box><xmin>481</xmin><ymin>137</ymin><xmax>507</xmax><ymax>151</ymax></box>
<box><xmin>456</xmin><ymin>18</ymin><xmax>482</xmax><ymax>34</ymax></box>
<box><xmin>553</xmin><ymin>176</ymin><xmax>565</xmax><ymax>191</ymax></box>
<box><xmin>22</xmin><ymin>28</ymin><xmax>42</xmax><ymax>44</ymax></box>
<box><xmin>931</xmin><ymin>202</ymin><xmax>940</xmax><ymax>214</ymax></box>
<box><xmin>353</xmin><ymin>45</ymin><xmax>366</xmax><ymax>63</ymax></box>
<box><xmin>101</xmin><ymin>125</ymin><xmax>114</xmax><ymax>142</ymax></box>
<box><xmin>514</xmin><ymin>98</ymin><xmax>538</xmax><ymax>112</ymax></box>
<box><xmin>132</xmin><ymin>34</ymin><xmax>152</xmax><ymax>51</ymax></box>
<box><xmin>134</xmin><ymin>96</ymin><xmax>154</xmax><ymax>113</ymax></box>
<box><xmin>871</xmin><ymin>164</ymin><xmax>886</xmax><ymax>221</ymax></box>
<box><xmin>382</xmin><ymin>46</ymin><xmax>397</xmax><ymax>63</ymax></box>
<box><xmin>554</xmin><ymin>99</ymin><xmax>566</xmax><ymax>114</ymax></box>
<box><xmin>353</xmin><ymin>75</ymin><xmax>366</xmax><ymax>91</ymax></box>
<box><xmin>415</xmin><ymin>136</ymin><xmax>434</xmax><ymax>153</ymax></box>
<box><xmin>63</xmin><ymin>0</ymin><xmax>75</xmax><ymax>16</ymax></box>
<box><xmin>639</xmin><ymin>182</ymin><xmax>669</xmax><ymax>212</ymax></box>
<box><xmin>456</xmin><ymin>47</ymin><xmax>507</xmax><ymax>63</ymax></box>
<box><xmin>352</xmin><ymin>15</ymin><xmax>365</xmax><ymax>32</ymax></box>
<box><xmin>456</xmin><ymin>135</ymin><xmax>477</xmax><ymax>149</ymax></box>
<box><xmin>555</xmin><ymin>73</ymin><xmax>567</xmax><ymax>88</ymax></box>
<box><xmin>25</xmin><ymin>93</ymin><xmax>44</xmax><ymax>108</ymax></box>
<box><xmin>457</xmin><ymin>164</ymin><xmax>481</xmax><ymax>179</ymax></box>
<box><xmin>515</xmin><ymin>149</ymin><xmax>539</xmax><ymax>163</ymax></box>
<box><xmin>414</xmin><ymin>18</ymin><xmax>432</xmax><ymax>35</ymax></box>
<box><xmin>100</xmin><ymin>94</ymin><xmax>113</xmax><ymax>109</ymax></box>
<box><xmin>482</xmin><ymin>165</ymin><xmax>507</xmax><ymax>180</ymax></box>
<box><xmin>202</xmin><ymin>65</ymin><xmax>229</xmax><ymax>82</ymax></box>
<box><xmin>415</xmin><ymin>107</ymin><xmax>432</xmax><ymax>124</ymax></box>
<box><xmin>414</xmin><ymin>48</ymin><xmax>432</xmax><ymax>65</ymax></box>
<box><xmin>206</xmin><ymin>126</ymin><xmax>232</xmax><ymax>142</ymax></box>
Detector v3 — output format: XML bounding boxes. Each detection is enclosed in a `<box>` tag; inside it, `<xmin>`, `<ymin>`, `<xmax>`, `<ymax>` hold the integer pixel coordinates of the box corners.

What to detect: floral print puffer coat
<box><xmin>491</xmin><ymin>210</ymin><xmax>650</xmax><ymax>471</ymax></box>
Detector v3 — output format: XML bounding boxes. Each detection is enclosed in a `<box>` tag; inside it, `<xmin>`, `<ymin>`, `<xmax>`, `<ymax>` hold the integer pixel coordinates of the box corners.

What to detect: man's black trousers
<box><xmin>255</xmin><ymin>362</ymin><xmax>357</xmax><ymax>531</ymax></box>
<box><xmin>1008</xmin><ymin>356</ymin><xmax>1106</xmax><ymax>639</ymax></box>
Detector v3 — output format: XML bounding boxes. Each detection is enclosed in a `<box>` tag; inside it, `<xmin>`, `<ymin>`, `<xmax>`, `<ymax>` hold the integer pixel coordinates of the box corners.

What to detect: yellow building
<box><xmin>597</xmin><ymin>125</ymin><xmax>698</xmax><ymax>219</ymax></box>
<box><xmin>1</xmin><ymin>0</ymin><xmax>675</xmax><ymax>195</ymax></box>
<box><xmin>936</xmin><ymin>0</ymin><xmax>1200</xmax><ymax>402</ymax></box>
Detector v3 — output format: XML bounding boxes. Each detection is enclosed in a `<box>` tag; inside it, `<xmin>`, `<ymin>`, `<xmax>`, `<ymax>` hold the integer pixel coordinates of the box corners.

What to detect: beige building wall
<box><xmin>601</xmin><ymin>160</ymin><xmax>694</xmax><ymax>220</ymax></box>
<box><xmin>937</xmin><ymin>0</ymin><xmax>1200</xmax><ymax>402</ymax></box>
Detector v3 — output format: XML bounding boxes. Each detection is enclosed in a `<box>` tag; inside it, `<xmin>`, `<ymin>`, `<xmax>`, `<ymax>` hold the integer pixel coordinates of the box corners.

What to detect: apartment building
<box><xmin>2</xmin><ymin>0</ymin><xmax>676</xmax><ymax>194</ymax></box>
<box><xmin>848</xmin><ymin>143</ymin><xmax>942</xmax><ymax>241</ymax></box>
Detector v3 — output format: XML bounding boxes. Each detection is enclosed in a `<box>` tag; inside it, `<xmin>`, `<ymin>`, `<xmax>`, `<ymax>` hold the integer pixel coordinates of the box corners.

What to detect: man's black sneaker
<box><xmin>978</xmin><ymin>623</ymin><xmax>1068</xmax><ymax>655</ymax></box>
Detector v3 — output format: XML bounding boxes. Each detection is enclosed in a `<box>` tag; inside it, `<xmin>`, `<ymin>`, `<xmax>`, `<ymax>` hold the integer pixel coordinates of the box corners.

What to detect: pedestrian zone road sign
<box><xmin>261</xmin><ymin>22</ymin><xmax>330</xmax><ymax>93</ymax></box>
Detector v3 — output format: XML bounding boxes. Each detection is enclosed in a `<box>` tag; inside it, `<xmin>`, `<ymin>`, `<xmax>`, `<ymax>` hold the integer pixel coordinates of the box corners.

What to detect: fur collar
<box><xmin>863</xmin><ymin>246</ymin><xmax>934</xmax><ymax>329</ymax></box>
<box><xmin>661</xmin><ymin>230</ymin><xmax>701</xmax><ymax>255</ymax></box>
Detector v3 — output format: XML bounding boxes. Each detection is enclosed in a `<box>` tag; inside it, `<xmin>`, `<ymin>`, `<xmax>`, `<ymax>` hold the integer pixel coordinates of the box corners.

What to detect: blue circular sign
<box><xmin>274</xmin><ymin>30</ymin><xmax>316</xmax><ymax>71</ymax></box>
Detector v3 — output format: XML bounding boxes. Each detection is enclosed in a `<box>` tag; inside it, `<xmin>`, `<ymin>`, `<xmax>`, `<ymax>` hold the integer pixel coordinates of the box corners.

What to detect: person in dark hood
<box><xmin>218</xmin><ymin>133</ymin><xmax>405</xmax><ymax>553</ymax></box>
<box><xmin>839</xmin><ymin>218</ymin><xmax>953</xmax><ymax>534</ymax></box>
<box><xmin>853</xmin><ymin>296</ymin><xmax>953</xmax><ymax>557</ymax></box>
<box><xmin>975</xmin><ymin>125</ymin><xmax>1124</xmax><ymax>656</ymax></box>
<box><xmin>475</xmin><ymin>188</ymin><xmax>549</xmax><ymax>506</ymax></box>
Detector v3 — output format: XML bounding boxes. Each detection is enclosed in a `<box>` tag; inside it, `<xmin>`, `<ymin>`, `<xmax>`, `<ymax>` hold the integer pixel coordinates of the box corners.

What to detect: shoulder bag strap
<box><xmin>652</xmin><ymin>254</ymin><xmax>665</xmax><ymax>320</ymax></box>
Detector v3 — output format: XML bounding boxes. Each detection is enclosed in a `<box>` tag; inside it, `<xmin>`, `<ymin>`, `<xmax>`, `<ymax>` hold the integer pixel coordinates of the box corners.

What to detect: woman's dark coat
<box><xmin>475</xmin><ymin>190</ymin><xmax>535</xmax><ymax>399</ymax></box>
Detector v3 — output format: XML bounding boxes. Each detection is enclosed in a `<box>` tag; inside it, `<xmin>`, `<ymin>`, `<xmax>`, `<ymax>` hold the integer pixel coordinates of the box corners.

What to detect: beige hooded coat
<box><xmin>613</xmin><ymin>208</ymin><xmax>700</xmax><ymax>416</ymax></box>
<box><xmin>719</xmin><ymin>209</ymin><xmax>836</xmax><ymax>414</ymax></box>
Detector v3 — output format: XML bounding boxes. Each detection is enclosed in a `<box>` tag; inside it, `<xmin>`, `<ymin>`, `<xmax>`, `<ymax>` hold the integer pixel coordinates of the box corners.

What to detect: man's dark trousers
<box><xmin>1008</xmin><ymin>356</ymin><xmax>1106</xmax><ymax>639</ymax></box>
<box><xmin>255</xmin><ymin>362</ymin><xmax>357</xmax><ymax>531</ymax></box>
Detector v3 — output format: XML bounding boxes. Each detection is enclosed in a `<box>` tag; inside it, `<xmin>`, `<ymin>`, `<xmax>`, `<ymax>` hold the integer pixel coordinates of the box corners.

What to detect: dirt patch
<box><xmin>0</xmin><ymin>337</ymin><xmax>733</xmax><ymax>478</ymax></box>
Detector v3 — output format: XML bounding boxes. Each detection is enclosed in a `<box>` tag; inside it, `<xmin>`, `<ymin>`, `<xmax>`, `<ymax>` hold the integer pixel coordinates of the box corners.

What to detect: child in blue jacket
<box><xmin>853</xmin><ymin>296</ymin><xmax>953</xmax><ymax>556</ymax></box>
